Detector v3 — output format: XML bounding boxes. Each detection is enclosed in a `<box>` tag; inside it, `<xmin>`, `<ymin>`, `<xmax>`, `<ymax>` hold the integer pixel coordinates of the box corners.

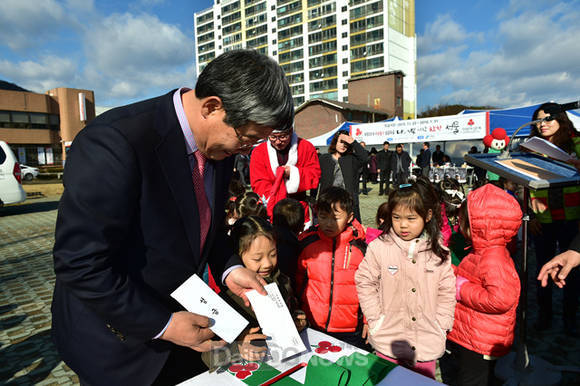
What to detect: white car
<box><xmin>20</xmin><ymin>164</ymin><xmax>39</xmax><ymax>181</ymax></box>
<box><xmin>0</xmin><ymin>141</ymin><xmax>26</xmax><ymax>206</ymax></box>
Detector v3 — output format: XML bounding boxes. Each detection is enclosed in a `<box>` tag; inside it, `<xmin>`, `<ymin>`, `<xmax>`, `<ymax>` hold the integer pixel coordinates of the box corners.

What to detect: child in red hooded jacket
<box><xmin>440</xmin><ymin>184</ymin><xmax>522</xmax><ymax>386</ymax></box>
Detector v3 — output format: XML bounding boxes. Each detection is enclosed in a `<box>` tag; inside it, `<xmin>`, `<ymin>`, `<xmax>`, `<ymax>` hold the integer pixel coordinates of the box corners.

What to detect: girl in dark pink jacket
<box><xmin>440</xmin><ymin>184</ymin><xmax>521</xmax><ymax>386</ymax></box>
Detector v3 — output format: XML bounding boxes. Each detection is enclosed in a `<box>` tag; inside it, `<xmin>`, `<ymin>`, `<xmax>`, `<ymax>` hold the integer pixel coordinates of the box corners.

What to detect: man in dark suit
<box><xmin>376</xmin><ymin>141</ymin><xmax>392</xmax><ymax>196</ymax></box>
<box><xmin>432</xmin><ymin>144</ymin><xmax>445</xmax><ymax>167</ymax></box>
<box><xmin>51</xmin><ymin>50</ymin><xmax>294</xmax><ymax>386</ymax></box>
<box><xmin>419</xmin><ymin>141</ymin><xmax>432</xmax><ymax>178</ymax></box>
<box><xmin>390</xmin><ymin>143</ymin><xmax>412</xmax><ymax>186</ymax></box>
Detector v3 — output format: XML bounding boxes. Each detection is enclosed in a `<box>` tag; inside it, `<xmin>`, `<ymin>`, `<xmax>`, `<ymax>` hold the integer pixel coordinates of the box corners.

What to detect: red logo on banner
<box><xmin>468</xmin><ymin>119</ymin><xmax>474</xmax><ymax>125</ymax></box>
<box><xmin>355</xmin><ymin>128</ymin><xmax>362</xmax><ymax>136</ymax></box>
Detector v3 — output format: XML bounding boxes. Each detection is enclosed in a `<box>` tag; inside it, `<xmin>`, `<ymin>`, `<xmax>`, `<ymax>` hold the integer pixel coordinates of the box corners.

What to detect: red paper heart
<box><xmin>318</xmin><ymin>341</ymin><xmax>332</xmax><ymax>348</ymax></box>
<box><xmin>229</xmin><ymin>364</ymin><xmax>244</xmax><ymax>372</ymax></box>
<box><xmin>236</xmin><ymin>370</ymin><xmax>252</xmax><ymax>379</ymax></box>
<box><xmin>329</xmin><ymin>345</ymin><xmax>342</xmax><ymax>352</ymax></box>
<box><xmin>244</xmin><ymin>363</ymin><xmax>259</xmax><ymax>371</ymax></box>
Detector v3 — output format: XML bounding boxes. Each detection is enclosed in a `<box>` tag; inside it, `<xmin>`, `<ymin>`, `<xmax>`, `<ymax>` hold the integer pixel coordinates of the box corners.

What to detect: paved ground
<box><xmin>1</xmin><ymin>185</ymin><xmax>579</xmax><ymax>385</ymax></box>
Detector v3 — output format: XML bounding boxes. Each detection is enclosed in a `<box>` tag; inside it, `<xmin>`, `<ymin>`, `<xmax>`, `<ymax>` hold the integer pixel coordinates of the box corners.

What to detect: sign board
<box><xmin>351</xmin><ymin>112</ymin><xmax>488</xmax><ymax>144</ymax></box>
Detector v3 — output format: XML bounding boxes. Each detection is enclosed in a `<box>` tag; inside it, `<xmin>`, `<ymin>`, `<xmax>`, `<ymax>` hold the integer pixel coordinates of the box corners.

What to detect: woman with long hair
<box><xmin>528</xmin><ymin>102</ymin><xmax>580</xmax><ymax>336</ymax></box>
<box><xmin>318</xmin><ymin>130</ymin><xmax>368</xmax><ymax>222</ymax></box>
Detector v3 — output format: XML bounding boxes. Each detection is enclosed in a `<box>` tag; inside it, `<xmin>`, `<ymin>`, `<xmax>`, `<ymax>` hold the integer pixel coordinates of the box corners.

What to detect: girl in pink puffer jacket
<box><xmin>355</xmin><ymin>180</ymin><xmax>456</xmax><ymax>379</ymax></box>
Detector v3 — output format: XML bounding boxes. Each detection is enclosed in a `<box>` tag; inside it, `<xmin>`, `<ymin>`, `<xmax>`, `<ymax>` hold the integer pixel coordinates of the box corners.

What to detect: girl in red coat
<box><xmin>440</xmin><ymin>184</ymin><xmax>522</xmax><ymax>386</ymax></box>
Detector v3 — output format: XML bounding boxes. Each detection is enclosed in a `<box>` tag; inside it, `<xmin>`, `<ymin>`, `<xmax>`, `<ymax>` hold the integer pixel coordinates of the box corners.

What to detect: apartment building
<box><xmin>194</xmin><ymin>0</ymin><xmax>416</xmax><ymax>119</ymax></box>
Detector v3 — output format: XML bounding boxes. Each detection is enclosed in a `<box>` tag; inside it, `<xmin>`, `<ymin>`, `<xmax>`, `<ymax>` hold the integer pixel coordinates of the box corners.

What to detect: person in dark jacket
<box><xmin>419</xmin><ymin>142</ymin><xmax>431</xmax><ymax>178</ymax></box>
<box><xmin>432</xmin><ymin>144</ymin><xmax>445</xmax><ymax>167</ymax></box>
<box><xmin>390</xmin><ymin>144</ymin><xmax>412</xmax><ymax>186</ymax></box>
<box><xmin>359</xmin><ymin>141</ymin><xmax>370</xmax><ymax>195</ymax></box>
<box><xmin>233</xmin><ymin>154</ymin><xmax>250</xmax><ymax>186</ymax></box>
<box><xmin>318</xmin><ymin>130</ymin><xmax>368</xmax><ymax>222</ymax></box>
<box><xmin>376</xmin><ymin>141</ymin><xmax>393</xmax><ymax>196</ymax></box>
<box><xmin>272</xmin><ymin>198</ymin><xmax>304</xmax><ymax>288</ymax></box>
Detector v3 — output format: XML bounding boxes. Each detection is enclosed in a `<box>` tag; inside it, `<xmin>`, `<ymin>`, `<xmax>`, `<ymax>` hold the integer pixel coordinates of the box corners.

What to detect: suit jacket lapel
<box><xmin>154</xmin><ymin>92</ymin><xmax>201</xmax><ymax>263</ymax></box>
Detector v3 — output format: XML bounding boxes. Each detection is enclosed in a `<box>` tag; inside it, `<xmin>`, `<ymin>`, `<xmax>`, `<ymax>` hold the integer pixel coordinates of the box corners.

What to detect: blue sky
<box><xmin>1</xmin><ymin>0</ymin><xmax>579</xmax><ymax>114</ymax></box>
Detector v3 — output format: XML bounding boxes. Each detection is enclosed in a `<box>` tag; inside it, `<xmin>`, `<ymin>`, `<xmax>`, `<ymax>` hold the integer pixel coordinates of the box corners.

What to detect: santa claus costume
<box><xmin>250</xmin><ymin>131</ymin><xmax>320</xmax><ymax>228</ymax></box>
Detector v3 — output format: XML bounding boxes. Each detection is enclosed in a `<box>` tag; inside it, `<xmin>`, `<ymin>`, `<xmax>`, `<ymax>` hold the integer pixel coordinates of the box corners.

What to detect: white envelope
<box><xmin>171</xmin><ymin>274</ymin><xmax>248</xmax><ymax>343</ymax></box>
<box><xmin>246</xmin><ymin>283</ymin><xmax>307</xmax><ymax>362</ymax></box>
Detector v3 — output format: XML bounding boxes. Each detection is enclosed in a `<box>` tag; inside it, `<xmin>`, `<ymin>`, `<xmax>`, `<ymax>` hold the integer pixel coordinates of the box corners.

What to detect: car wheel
<box><xmin>24</xmin><ymin>173</ymin><xmax>33</xmax><ymax>181</ymax></box>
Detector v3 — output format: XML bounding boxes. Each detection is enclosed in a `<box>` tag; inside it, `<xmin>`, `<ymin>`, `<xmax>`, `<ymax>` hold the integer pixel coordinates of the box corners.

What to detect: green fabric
<box><xmin>304</xmin><ymin>356</ymin><xmax>350</xmax><ymax>386</ymax></box>
<box><xmin>449</xmin><ymin>225</ymin><xmax>469</xmax><ymax>266</ymax></box>
<box><xmin>239</xmin><ymin>362</ymin><xmax>280</xmax><ymax>385</ymax></box>
<box><xmin>486</xmin><ymin>148</ymin><xmax>501</xmax><ymax>181</ymax></box>
<box><xmin>336</xmin><ymin>352</ymin><xmax>397</xmax><ymax>385</ymax></box>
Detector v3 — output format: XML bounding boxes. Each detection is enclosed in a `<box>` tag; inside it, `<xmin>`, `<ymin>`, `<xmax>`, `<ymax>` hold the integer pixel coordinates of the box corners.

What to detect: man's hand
<box><xmin>538</xmin><ymin>249</ymin><xmax>580</xmax><ymax>288</ymax></box>
<box><xmin>237</xmin><ymin>327</ymin><xmax>268</xmax><ymax>361</ymax></box>
<box><xmin>160</xmin><ymin>311</ymin><xmax>226</xmax><ymax>352</ymax></box>
<box><xmin>225</xmin><ymin>267</ymin><xmax>267</xmax><ymax>306</ymax></box>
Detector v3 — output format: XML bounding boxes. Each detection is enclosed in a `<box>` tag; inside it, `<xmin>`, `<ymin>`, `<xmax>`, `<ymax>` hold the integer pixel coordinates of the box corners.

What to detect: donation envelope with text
<box><xmin>171</xmin><ymin>274</ymin><xmax>248</xmax><ymax>343</ymax></box>
<box><xmin>246</xmin><ymin>283</ymin><xmax>307</xmax><ymax>361</ymax></box>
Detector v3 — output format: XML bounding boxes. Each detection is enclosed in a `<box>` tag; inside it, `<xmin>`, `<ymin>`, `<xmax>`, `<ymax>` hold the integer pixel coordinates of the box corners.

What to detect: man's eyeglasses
<box><xmin>268</xmin><ymin>133</ymin><xmax>290</xmax><ymax>143</ymax></box>
<box><xmin>233</xmin><ymin>126</ymin><xmax>258</xmax><ymax>150</ymax></box>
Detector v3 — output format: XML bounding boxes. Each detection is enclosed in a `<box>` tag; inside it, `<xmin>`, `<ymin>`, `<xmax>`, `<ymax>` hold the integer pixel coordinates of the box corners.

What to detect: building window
<box><xmin>278</xmin><ymin>36</ymin><xmax>303</xmax><ymax>51</ymax></box>
<box><xmin>342</xmin><ymin>71</ymin><xmax>348</xmax><ymax>76</ymax></box>
<box><xmin>397</xmin><ymin>97</ymin><xmax>402</xmax><ymax>107</ymax></box>
<box><xmin>341</xmin><ymin>6</ymin><xmax>347</xmax><ymax>11</ymax></box>
<box><xmin>342</xmin><ymin>84</ymin><xmax>348</xmax><ymax>89</ymax></box>
<box><xmin>309</xmin><ymin>66</ymin><xmax>337</xmax><ymax>80</ymax></box>
<box><xmin>293</xmin><ymin>96</ymin><xmax>305</xmax><ymax>106</ymax></box>
<box><xmin>308</xmin><ymin>2</ymin><xmax>336</xmax><ymax>20</ymax></box>
<box><xmin>279</xmin><ymin>48</ymin><xmax>304</xmax><ymax>63</ymax></box>
<box><xmin>342</xmin><ymin>45</ymin><xmax>348</xmax><ymax>51</ymax></box>
<box><xmin>308</xmin><ymin>27</ymin><xmax>336</xmax><ymax>44</ymax></box>
<box><xmin>342</xmin><ymin>19</ymin><xmax>347</xmax><ymax>25</ymax></box>
<box><xmin>245</xmin><ymin>1</ymin><xmax>266</xmax><ymax>17</ymax></box>
<box><xmin>350</xmin><ymin>1</ymin><xmax>383</xmax><ymax>19</ymax></box>
<box><xmin>307</xmin><ymin>15</ymin><xmax>336</xmax><ymax>31</ymax></box>
<box><xmin>342</xmin><ymin>32</ymin><xmax>347</xmax><ymax>38</ymax></box>
<box><xmin>342</xmin><ymin>58</ymin><xmax>348</xmax><ymax>64</ymax></box>
<box><xmin>309</xmin><ymin>40</ymin><xmax>337</xmax><ymax>56</ymax></box>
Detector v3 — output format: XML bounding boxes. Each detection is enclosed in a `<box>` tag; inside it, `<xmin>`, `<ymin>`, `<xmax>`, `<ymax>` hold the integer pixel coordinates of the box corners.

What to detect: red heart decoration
<box><xmin>229</xmin><ymin>364</ymin><xmax>244</xmax><ymax>372</ymax></box>
<box><xmin>318</xmin><ymin>341</ymin><xmax>332</xmax><ymax>348</ymax></box>
<box><xmin>244</xmin><ymin>363</ymin><xmax>259</xmax><ymax>371</ymax></box>
<box><xmin>315</xmin><ymin>347</ymin><xmax>329</xmax><ymax>354</ymax></box>
<box><xmin>329</xmin><ymin>345</ymin><xmax>342</xmax><ymax>352</ymax></box>
<box><xmin>236</xmin><ymin>370</ymin><xmax>252</xmax><ymax>379</ymax></box>
<box><xmin>468</xmin><ymin>119</ymin><xmax>474</xmax><ymax>125</ymax></box>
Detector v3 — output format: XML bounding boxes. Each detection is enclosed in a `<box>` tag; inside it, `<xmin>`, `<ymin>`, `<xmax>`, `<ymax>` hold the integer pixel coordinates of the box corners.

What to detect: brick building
<box><xmin>0</xmin><ymin>86</ymin><xmax>95</xmax><ymax>166</ymax></box>
<box><xmin>294</xmin><ymin>98</ymin><xmax>388</xmax><ymax>139</ymax></box>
